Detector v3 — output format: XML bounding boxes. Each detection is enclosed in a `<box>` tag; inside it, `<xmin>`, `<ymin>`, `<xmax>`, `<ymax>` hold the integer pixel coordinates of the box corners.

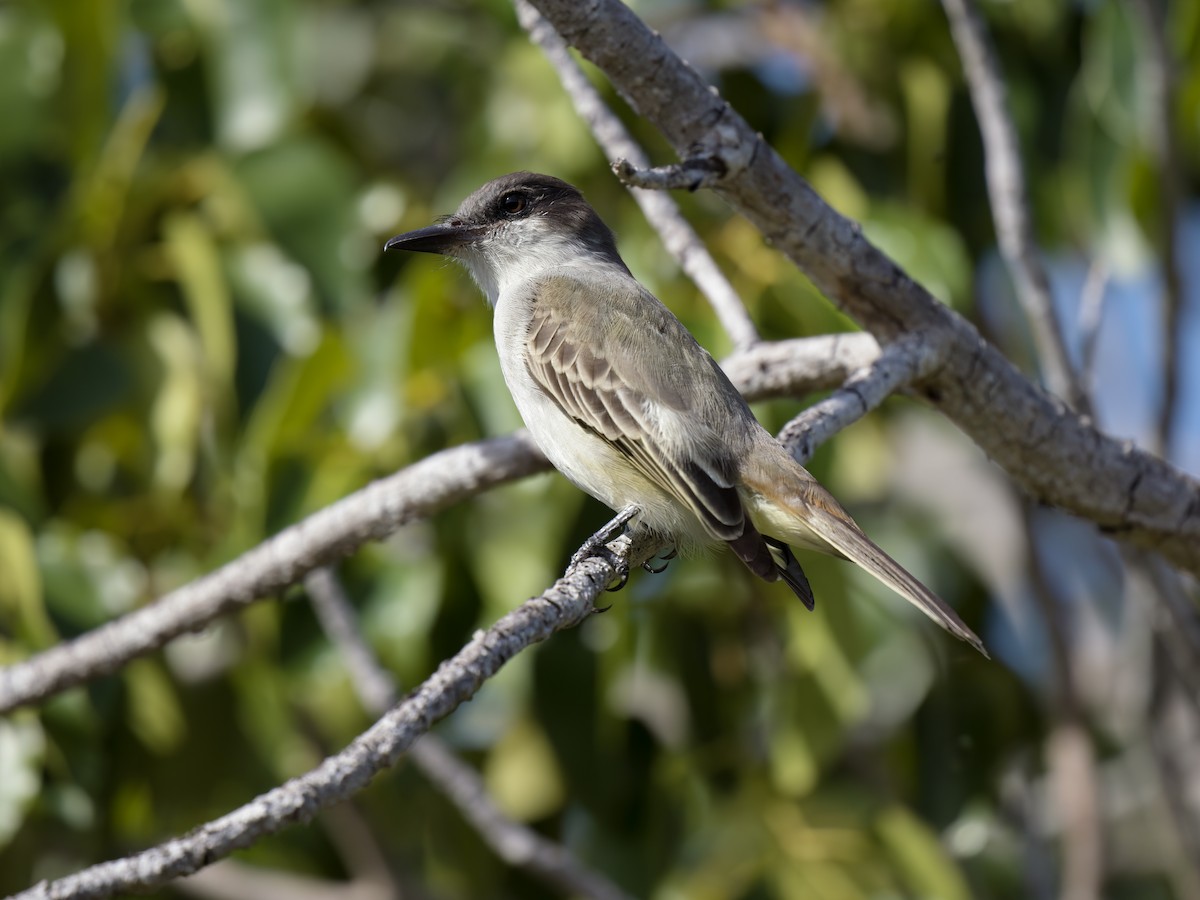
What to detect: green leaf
<box><xmin>0</xmin><ymin>714</ymin><xmax>45</xmax><ymax>849</ymax></box>
<box><xmin>164</xmin><ymin>211</ymin><xmax>237</xmax><ymax>400</ymax></box>
<box><xmin>124</xmin><ymin>658</ymin><xmax>187</xmax><ymax>755</ymax></box>
<box><xmin>876</xmin><ymin>804</ymin><xmax>971</xmax><ymax>900</ymax></box>
<box><xmin>0</xmin><ymin>508</ymin><xmax>55</xmax><ymax>647</ymax></box>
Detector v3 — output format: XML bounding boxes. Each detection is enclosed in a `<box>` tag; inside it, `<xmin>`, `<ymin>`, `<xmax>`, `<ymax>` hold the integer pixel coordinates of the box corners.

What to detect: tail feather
<box><xmin>764</xmin><ymin>537</ymin><xmax>815</xmax><ymax>611</ymax></box>
<box><xmin>802</xmin><ymin>504</ymin><xmax>988</xmax><ymax>657</ymax></box>
<box><xmin>741</xmin><ymin>443</ymin><xmax>988</xmax><ymax>657</ymax></box>
<box><xmin>726</xmin><ymin>522</ymin><xmax>817</xmax><ymax>611</ymax></box>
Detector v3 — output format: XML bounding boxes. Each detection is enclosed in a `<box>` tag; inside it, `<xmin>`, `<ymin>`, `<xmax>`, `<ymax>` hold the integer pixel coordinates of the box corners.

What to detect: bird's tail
<box><xmin>740</xmin><ymin>443</ymin><xmax>988</xmax><ymax>657</ymax></box>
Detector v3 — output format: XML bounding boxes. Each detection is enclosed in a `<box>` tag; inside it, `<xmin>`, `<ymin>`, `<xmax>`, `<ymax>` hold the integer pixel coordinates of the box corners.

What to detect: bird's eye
<box><xmin>500</xmin><ymin>193</ymin><xmax>528</xmax><ymax>215</ymax></box>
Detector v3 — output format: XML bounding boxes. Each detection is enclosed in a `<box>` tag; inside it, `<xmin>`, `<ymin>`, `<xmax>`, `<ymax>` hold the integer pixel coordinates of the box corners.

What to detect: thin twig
<box><xmin>11</xmin><ymin>525</ymin><xmax>658</xmax><ymax>900</ymax></box>
<box><xmin>304</xmin><ymin>567</ymin><xmax>635</xmax><ymax>900</ymax></box>
<box><xmin>939</xmin><ymin>8</ymin><xmax>1109</xmax><ymax>892</ymax></box>
<box><xmin>1022</xmin><ymin>504</ymin><xmax>1104</xmax><ymax>900</ymax></box>
<box><xmin>304</xmin><ymin>568</ymin><xmax>398</xmax><ymax>713</ymax></box>
<box><xmin>1128</xmin><ymin>0</ymin><xmax>1185</xmax><ymax>458</ymax></box>
<box><xmin>722</xmin><ymin>333</ymin><xmax>879</xmax><ymax>400</ymax></box>
<box><xmin>940</xmin><ymin>0</ymin><xmax>1089</xmax><ymax>415</ymax></box>
<box><xmin>777</xmin><ymin>334</ymin><xmax>941</xmax><ymax>465</ymax></box>
<box><xmin>515</xmin><ymin>0</ymin><xmax>761</xmax><ymax>351</ymax></box>
<box><xmin>611</xmin><ymin>157</ymin><xmax>725</xmax><ymax>192</ymax></box>
<box><xmin>943</xmin><ymin>8</ymin><xmax>1105</xmax><ymax>885</ymax></box>
<box><xmin>1077</xmin><ymin>258</ymin><xmax>1110</xmax><ymax>396</ymax></box>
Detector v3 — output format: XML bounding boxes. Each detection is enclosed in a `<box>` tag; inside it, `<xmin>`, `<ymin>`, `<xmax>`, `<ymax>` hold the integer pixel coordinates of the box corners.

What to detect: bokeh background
<box><xmin>1</xmin><ymin>0</ymin><xmax>1198</xmax><ymax>897</ymax></box>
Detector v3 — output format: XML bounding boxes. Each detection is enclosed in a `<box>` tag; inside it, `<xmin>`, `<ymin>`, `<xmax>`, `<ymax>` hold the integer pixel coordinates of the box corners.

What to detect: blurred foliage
<box><xmin>0</xmin><ymin>0</ymin><xmax>1198</xmax><ymax>898</ymax></box>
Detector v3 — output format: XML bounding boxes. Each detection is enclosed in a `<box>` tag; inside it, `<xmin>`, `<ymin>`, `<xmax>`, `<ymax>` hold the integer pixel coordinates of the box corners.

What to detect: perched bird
<box><xmin>385</xmin><ymin>172</ymin><xmax>985</xmax><ymax>655</ymax></box>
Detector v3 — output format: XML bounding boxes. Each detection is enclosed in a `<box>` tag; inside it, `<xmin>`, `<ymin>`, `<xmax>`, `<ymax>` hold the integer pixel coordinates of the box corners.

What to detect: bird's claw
<box><xmin>642</xmin><ymin>544</ymin><xmax>678</xmax><ymax>574</ymax></box>
<box><xmin>567</xmin><ymin>506</ymin><xmax>638</xmax><ymax>598</ymax></box>
<box><xmin>569</xmin><ymin>505</ymin><xmax>639</xmax><ymax>569</ymax></box>
<box><xmin>604</xmin><ymin>563</ymin><xmax>630</xmax><ymax>592</ymax></box>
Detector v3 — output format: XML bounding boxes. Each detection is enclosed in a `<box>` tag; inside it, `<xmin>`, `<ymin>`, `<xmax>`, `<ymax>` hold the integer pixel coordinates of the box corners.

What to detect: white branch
<box><xmin>12</xmin><ymin>528</ymin><xmax>658</xmax><ymax>900</ymax></box>
<box><xmin>0</xmin><ymin>435</ymin><xmax>549</xmax><ymax>714</ymax></box>
<box><xmin>777</xmin><ymin>334</ymin><xmax>939</xmax><ymax>465</ymax></box>
<box><xmin>304</xmin><ymin>568</ymin><xmax>634</xmax><ymax>900</ymax></box>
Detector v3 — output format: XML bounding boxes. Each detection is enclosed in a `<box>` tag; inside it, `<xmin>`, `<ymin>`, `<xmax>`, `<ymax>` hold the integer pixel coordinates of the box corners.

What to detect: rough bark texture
<box><xmin>524</xmin><ymin>0</ymin><xmax>1200</xmax><ymax>575</ymax></box>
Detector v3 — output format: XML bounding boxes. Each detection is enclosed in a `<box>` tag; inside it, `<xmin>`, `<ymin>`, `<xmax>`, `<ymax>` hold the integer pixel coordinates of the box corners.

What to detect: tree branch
<box><xmin>304</xmin><ymin>567</ymin><xmax>634</xmax><ymax>900</ymax></box>
<box><xmin>522</xmin><ymin>0</ymin><xmax>1200</xmax><ymax>576</ymax></box>
<box><xmin>0</xmin><ymin>435</ymin><xmax>549</xmax><ymax>713</ymax></box>
<box><xmin>11</xmin><ymin>527</ymin><xmax>657</xmax><ymax>900</ymax></box>
<box><xmin>515</xmin><ymin>0</ymin><xmax>760</xmax><ymax>351</ymax></box>
<box><xmin>777</xmin><ymin>334</ymin><xmax>939</xmax><ymax>465</ymax></box>
<box><xmin>1077</xmin><ymin>258</ymin><xmax>1109</xmax><ymax>396</ymax></box>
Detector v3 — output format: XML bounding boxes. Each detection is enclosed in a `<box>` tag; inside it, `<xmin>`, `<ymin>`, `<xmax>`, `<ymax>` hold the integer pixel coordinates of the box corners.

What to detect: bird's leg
<box><xmin>570</xmin><ymin>505</ymin><xmax>639</xmax><ymax>592</ymax></box>
<box><xmin>570</xmin><ymin>505</ymin><xmax>639</xmax><ymax>568</ymax></box>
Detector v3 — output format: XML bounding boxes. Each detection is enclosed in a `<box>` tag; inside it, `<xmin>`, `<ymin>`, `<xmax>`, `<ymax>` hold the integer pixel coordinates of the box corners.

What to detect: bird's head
<box><xmin>384</xmin><ymin>172</ymin><xmax>626</xmax><ymax>304</ymax></box>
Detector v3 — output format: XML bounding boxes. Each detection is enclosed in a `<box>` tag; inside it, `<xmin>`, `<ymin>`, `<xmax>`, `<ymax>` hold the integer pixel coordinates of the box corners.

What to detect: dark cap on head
<box><xmin>384</xmin><ymin>172</ymin><xmax>622</xmax><ymax>263</ymax></box>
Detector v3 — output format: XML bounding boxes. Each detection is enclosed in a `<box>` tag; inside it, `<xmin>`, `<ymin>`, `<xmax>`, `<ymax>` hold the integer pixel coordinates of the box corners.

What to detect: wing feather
<box><xmin>524</xmin><ymin>276</ymin><xmax>746</xmax><ymax>541</ymax></box>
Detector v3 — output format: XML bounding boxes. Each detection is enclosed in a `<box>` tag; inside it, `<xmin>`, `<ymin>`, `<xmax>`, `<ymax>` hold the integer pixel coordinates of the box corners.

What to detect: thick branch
<box><xmin>12</xmin><ymin>529</ymin><xmax>657</xmax><ymax>900</ymax></box>
<box><xmin>523</xmin><ymin>0</ymin><xmax>1200</xmax><ymax>575</ymax></box>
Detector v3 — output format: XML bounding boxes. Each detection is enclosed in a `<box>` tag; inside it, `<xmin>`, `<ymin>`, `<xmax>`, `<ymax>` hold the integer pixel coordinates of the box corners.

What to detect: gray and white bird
<box><xmin>385</xmin><ymin>172</ymin><xmax>985</xmax><ymax>656</ymax></box>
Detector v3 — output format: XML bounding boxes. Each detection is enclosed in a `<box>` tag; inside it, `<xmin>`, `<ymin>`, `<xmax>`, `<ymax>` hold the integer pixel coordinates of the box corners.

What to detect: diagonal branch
<box><xmin>940</xmin><ymin>0</ymin><xmax>1089</xmax><ymax>415</ymax></box>
<box><xmin>10</xmin><ymin>528</ymin><xmax>658</xmax><ymax>900</ymax></box>
<box><xmin>0</xmin><ymin>435</ymin><xmax>549</xmax><ymax>714</ymax></box>
<box><xmin>778</xmin><ymin>334</ymin><xmax>941</xmax><ymax>465</ymax></box>
<box><xmin>304</xmin><ymin>567</ymin><xmax>634</xmax><ymax>900</ymax></box>
<box><xmin>522</xmin><ymin>0</ymin><xmax>1200</xmax><ymax>576</ymax></box>
<box><xmin>515</xmin><ymin>0</ymin><xmax>760</xmax><ymax>351</ymax></box>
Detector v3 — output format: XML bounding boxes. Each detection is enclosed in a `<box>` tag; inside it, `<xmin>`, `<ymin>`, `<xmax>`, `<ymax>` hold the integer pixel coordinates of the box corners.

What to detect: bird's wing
<box><xmin>523</xmin><ymin>273</ymin><xmax>749</xmax><ymax>541</ymax></box>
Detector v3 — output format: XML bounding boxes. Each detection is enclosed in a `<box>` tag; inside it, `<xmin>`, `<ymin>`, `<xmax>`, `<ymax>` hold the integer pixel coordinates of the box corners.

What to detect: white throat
<box><xmin>455</xmin><ymin>218</ymin><xmax>626</xmax><ymax>306</ymax></box>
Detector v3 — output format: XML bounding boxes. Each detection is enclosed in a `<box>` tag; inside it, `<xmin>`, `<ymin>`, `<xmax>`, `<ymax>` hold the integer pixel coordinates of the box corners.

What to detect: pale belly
<box><xmin>491</xmin><ymin>303</ymin><xmax>700</xmax><ymax>541</ymax></box>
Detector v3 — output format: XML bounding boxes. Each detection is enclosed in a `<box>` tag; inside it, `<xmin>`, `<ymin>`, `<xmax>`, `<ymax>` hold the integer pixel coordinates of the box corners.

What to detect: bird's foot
<box><xmin>569</xmin><ymin>505</ymin><xmax>639</xmax><ymax>569</ymax></box>
<box><xmin>569</xmin><ymin>505</ymin><xmax>639</xmax><ymax>593</ymax></box>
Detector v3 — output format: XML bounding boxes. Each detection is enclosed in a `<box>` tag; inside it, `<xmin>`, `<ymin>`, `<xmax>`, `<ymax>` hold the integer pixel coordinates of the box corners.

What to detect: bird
<box><xmin>384</xmin><ymin>172</ymin><xmax>985</xmax><ymax>656</ymax></box>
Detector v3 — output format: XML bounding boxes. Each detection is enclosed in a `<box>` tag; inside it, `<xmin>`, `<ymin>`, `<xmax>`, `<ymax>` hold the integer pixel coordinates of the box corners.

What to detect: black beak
<box><xmin>383</xmin><ymin>222</ymin><xmax>482</xmax><ymax>255</ymax></box>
